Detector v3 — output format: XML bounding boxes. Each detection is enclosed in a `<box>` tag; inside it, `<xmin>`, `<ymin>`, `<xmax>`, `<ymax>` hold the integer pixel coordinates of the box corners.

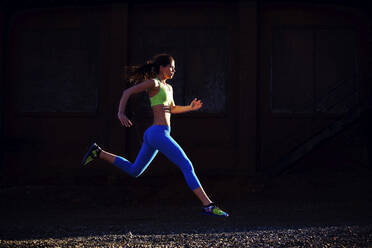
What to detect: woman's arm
<box><xmin>171</xmin><ymin>98</ymin><xmax>203</xmax><ymax>114</ymax></box>
<box><xmin>118</xmin><ymin>79</ymin><xmax>156</xmax><ymax>127</ymax></box>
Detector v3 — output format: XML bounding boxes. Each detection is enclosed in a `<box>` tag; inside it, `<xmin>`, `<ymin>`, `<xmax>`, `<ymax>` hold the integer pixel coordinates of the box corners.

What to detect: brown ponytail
<box><xmin>124</xmin><ymin>53</ymin><xmax>174</xmax><ymax>85</ymax></box>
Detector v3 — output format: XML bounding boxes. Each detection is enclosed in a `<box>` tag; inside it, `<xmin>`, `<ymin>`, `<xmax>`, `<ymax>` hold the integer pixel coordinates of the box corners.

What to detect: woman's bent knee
<box><xmin>180</xmin><ymin>161</ymin><xmax>194</xmax><ymax>173</ymax></box>
<box><xmin>129</xmin><ymin>170</ymin><xmax>141</xmax><ymax>178</ymax></box>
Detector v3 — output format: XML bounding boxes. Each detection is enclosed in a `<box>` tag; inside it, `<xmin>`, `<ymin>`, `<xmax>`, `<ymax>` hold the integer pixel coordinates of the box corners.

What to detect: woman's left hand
<box><xmin>190</xmin><ymin>98</ymin><xmax>203</xmax><ymax>111</ymax></box>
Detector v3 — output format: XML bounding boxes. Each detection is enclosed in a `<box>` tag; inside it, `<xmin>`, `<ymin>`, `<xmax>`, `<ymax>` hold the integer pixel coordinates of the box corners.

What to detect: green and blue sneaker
<box><xmin>202</xmin><ymin>203</ymin><xmax>229</xmax><ymax>217</ymax></box>
<box><xmin>81</xmin><ymin>143</ymin><xmax>102</xmax><ymax>166</ymax></box>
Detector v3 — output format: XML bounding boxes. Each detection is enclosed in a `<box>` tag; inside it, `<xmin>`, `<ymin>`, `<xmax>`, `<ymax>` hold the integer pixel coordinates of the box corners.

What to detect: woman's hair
<box><xmin>125</xmin><ymin>53</ymin><xmax>174</xmax><ymax>85</ymax></box>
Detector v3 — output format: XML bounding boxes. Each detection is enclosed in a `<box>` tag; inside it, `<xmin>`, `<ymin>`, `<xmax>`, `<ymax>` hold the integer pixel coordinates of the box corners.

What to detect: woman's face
<box><xmin>159</xmin><ymin>60</ymin><xmax>176</xmax><ymax>79</ymax></box>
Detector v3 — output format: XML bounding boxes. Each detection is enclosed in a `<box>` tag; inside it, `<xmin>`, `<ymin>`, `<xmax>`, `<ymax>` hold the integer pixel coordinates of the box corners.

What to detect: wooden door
<box><xmin>259</xmin><ymin>4</ymin><xmax>366</xmax><ymax>172</ymax></box>
<box><xmin>3</xmin><ymin>5</ymin><xmax>128</xmax><ymax>185</ymax></box>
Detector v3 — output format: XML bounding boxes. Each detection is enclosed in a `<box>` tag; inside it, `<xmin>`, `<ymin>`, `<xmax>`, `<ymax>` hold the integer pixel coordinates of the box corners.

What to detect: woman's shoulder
<box><xmin>152</xmin><ymin>77</ymin><xmax>161</xmax><ymax>87</ymax></box>
<box><xmin>165</xmin><ymin>82</ymin><xmax>173</xmax><ymax>91</ymax></box>
<box><xmin>128</xmin><ymin>79</ymin><xmax>157</xmax><ymax>94</ymax></box>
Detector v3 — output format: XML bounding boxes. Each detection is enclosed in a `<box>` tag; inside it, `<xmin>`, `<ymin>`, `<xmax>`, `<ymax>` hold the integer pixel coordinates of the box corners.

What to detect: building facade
<box><xmin>0</xmin><ymin>0</ymin><xmax>370</xmax><ymax>185</ymax></box>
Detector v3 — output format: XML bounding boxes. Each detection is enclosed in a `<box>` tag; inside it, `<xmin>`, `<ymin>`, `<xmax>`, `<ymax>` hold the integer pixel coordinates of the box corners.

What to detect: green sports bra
<box><xmin>149</xmin><ymin>78</ymin><xmax>173</xmax><ymax>107</ymax></box>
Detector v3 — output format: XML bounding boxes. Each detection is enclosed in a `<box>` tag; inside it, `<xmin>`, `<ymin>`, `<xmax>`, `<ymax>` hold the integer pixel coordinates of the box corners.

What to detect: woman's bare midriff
<box><xmin>152</xmin><ymin>105</ymin><xmax>171</xmax><ymax>126</ymax></box>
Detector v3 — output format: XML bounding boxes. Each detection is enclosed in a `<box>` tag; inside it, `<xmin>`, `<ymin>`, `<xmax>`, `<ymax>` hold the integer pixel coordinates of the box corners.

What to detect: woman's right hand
<box><xmin>118</xmin><ymin>112</ymin><xmax>133</xmax><ymax>127</ymax></box>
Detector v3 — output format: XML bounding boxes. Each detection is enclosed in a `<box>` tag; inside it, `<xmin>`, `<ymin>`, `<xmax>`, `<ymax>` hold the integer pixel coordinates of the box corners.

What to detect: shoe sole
<box><xmin>201</xmin><ymin>211</ymin><xmax>229</xmax><ymax>217</ymax></box>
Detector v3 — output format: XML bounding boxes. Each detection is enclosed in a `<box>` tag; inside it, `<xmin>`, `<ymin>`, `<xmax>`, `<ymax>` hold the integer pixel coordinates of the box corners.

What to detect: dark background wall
<box><xmin>259</xmin><ymin>2</ymin><xmax>369</xmax><ymax>173</ymax></box>
<box><xmin>0</xmin><ymin>0</ymin><xmax>370</xmax><ymax>187</ymax></box>
<box><xmin>0</xmin><ymin>8</ymin><xmax>4</xmax><ymax>180</ymax></box>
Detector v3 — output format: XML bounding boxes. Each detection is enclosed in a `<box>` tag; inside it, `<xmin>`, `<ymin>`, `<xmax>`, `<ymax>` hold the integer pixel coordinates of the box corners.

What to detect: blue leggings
<box><xmin>113</xmin><ymin>125</ymin><xmax>202</xmax><ymax>191</ymax></box>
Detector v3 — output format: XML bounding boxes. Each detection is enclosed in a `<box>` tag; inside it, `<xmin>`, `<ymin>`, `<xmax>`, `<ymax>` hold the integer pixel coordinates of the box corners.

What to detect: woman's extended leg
<box><xmin>146</xmin><ymin>128</ymin><xmax>212</xmax><ymax>206</ymax></box>
<box><xmin>159</xmin><ymin>139</ymin><xmax>213</xmax><ymax>206</ymax></box>
<box><xmin>82</xmin><ymin>139</ymin><xmax>158</xmax><ymax>178</ymax></box>
<box><xmin>156</xmin><ymin>135</ymin><xmax>229</xmax><ymax>216</ymax></box>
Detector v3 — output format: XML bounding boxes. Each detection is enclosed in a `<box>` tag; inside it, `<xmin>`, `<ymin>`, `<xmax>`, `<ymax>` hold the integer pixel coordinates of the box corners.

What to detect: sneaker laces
<box><xmin>202</xmin><ymin>203</ymin><xmax>228</xmax><ymax>216</ymax></box>
<box><xmin>203</xmin><ymin>203</ymin><xmax>219</xmax><ymax>212</ymax></box>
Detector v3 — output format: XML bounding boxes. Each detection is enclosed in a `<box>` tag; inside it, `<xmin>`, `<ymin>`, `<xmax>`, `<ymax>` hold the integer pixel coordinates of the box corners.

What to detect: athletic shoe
<box><xmin>201</xmin><ymin>203</ymin><xmax>229</xmax><ymax>217</ymax></box>
<box><xmin>81</xmin><ymin>143</ymin><xmax>102</xmax><ymax>166</ymax></box>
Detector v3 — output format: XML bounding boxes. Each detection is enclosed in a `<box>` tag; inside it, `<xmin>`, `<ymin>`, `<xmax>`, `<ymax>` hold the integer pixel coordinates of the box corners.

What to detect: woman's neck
<box><xmin>156</xmin><ymin>74</ymin><xmax>167</xmax><ymax>84</ymax></box>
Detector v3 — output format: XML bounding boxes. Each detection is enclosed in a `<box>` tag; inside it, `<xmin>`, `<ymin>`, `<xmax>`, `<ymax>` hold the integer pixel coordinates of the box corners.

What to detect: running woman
<box><xmin>82</xmin><ymin>54</ymin><xmax>229</xmax><ymax>217</ymax></box>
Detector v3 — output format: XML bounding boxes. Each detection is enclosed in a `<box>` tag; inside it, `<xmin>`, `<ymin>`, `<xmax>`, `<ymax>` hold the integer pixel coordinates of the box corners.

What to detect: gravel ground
<box><xmin>0</xmin><ymin>165</ymin><xmax>371</xmax><ymax>247</ymax></box>
<box><xmin>1</xmin><ymin>225</ymin><xmax>371</xmax><ymax>248</ymax></box>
